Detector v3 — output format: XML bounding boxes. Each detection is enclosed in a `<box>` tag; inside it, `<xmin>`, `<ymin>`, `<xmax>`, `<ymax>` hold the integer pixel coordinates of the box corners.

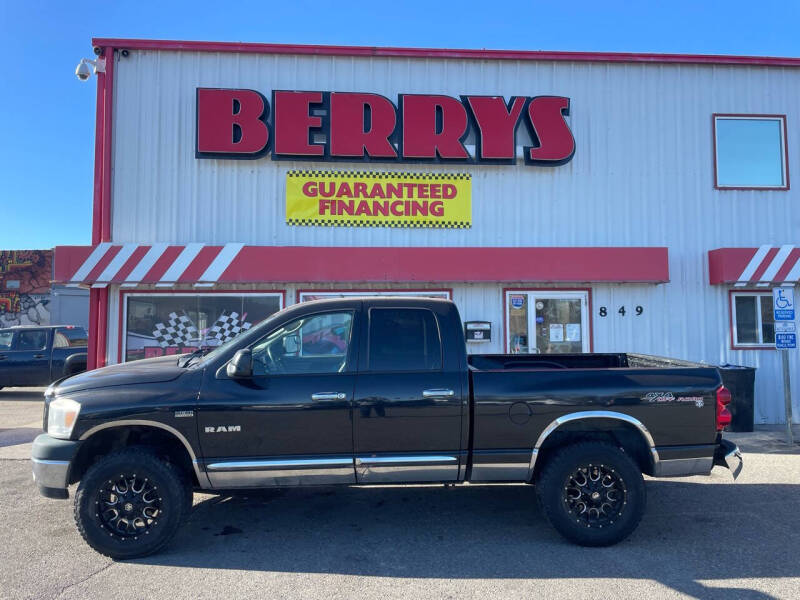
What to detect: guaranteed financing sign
<box><xmin>286</xmin><ymin>171</ymin><xmax>471</xmax><ymax>228</ymax></box>
<box><xmin>196</xmin><ymin>88</ymin><xmax>574</xmax><ymax>227</ymax></box>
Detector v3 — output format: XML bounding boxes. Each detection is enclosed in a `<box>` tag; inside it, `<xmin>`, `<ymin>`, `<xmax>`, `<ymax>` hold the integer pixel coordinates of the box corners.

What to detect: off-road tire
<box><xmin>537</xmin><ymin>441</ymin><xmax>645</xmax><ymax>547</ymax></box>
<box><xmin>74</xmin><ymin>447</ymin><xmax>189</xmax><ymax>559</ymax></box>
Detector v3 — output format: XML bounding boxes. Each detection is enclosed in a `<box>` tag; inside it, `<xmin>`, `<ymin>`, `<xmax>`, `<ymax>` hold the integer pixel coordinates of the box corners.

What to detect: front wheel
<box><xmin>537</xmin><ymin>441</ymin><xmax>646</xmax><ymax>546</ymax></box>
<box><xmin>74</xmin><ymin>448</ymin><xmax>189</xmax><ymax>559</ymax></box>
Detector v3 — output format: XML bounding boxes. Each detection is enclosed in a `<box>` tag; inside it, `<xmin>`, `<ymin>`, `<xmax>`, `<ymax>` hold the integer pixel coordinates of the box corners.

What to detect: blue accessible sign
<box><xmin>773</xmin><ymin>287</ymin><xmax>795</xmax><ymax>321</ymax></box>
<box><xmin>775</xmin><ymin>322</ymin><xmax>797</xmax><ymax>349</ymax></box>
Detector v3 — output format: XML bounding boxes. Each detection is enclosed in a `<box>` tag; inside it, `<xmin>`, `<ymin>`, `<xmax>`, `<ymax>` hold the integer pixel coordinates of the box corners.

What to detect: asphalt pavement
<box><xmin>2</xmin><ymin>387</ymin><xmax>800</xmax><ymax>600</ymax></box>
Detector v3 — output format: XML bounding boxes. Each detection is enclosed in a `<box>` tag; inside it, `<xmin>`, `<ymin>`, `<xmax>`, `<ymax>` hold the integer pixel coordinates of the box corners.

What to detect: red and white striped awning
<box><xmin>709</xmin><ymin>246</ymin><xmax>800</xmax><ymax>286</ymax></box>
<box><xmin>53</xmin><ymin>244</ymin><xmax>670</xmax><ymax>286</ymax></box>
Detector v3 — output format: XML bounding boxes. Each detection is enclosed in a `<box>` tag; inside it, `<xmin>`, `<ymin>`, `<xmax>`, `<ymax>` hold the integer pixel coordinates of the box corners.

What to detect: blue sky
<box><xmin>2</xmin><ymin>0</ymin><xmax>799</xmax><ymax>249</ymax></box>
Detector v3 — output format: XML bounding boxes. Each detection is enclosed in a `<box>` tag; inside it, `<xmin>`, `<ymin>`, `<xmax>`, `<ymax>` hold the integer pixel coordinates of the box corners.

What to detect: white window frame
<box><xmin>122</xmin><ymin>291</ymin><xmax>284</xmax><ymax>362</ymax></box>
<box><xmin>505</xmin><ymin>290</ymin><xmax>590</xmax><ymax>353</ymax></box>
<box><xmin>713</xmin><ymin>114</ymin><xmax>789</xmax><ymax>190</ymax></box>
<box><xmin>731</xmin><ymin>291</ymin><xmax>775</xmax><ymax>348</ymax></box>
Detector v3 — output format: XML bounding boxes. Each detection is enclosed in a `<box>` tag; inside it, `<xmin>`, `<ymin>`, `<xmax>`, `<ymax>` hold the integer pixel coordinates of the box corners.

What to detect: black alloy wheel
<box><xmin>74</xmin><ymin>448</ymin><xmax>189</xmax><ymax>559</ymax></box>
<box><xmin>537</xmin><ymin>441</ymin><xmax>646</xmax><ymax>546</ymax></box>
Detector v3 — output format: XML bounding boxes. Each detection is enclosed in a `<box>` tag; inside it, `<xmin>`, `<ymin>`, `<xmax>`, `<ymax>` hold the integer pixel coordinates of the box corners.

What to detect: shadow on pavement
<box><xmin>133</xmin><ymin>479</ymin><xmax>800</xmax><ymax>599</ymax></box>
<box><xmin>0</xmin><ymin>389</ymin><xmax>46</xmax><ymax>401</ymax></box>
<box><xmin>0</xmin><ymin>427</ymin><xmax>41</xmax><ymax>447</ymax></box>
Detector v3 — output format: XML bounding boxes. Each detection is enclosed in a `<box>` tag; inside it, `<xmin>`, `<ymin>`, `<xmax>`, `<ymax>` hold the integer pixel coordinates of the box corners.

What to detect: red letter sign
<box><xmin>525</xmin><ymin>96</ymin><xmax>575</xmax><ymax>166</ymax></box>
<box><xmin>329</xmin><ymin>93</ymin><xmax>398</xmax><ymax>159</ymax></box>
<box><xmin>273</xmin><ymin>91</ymin><xmax>325</xmax><ymax>157</ymax></box>
<box><xmin>401</xmin><ymin>95</ymin><xmax>469</xmax><ymax>160</ymax></box>
<box><xmin>196</xmin><ymin>88</ymin><xmax>269</xmax><ymax>157</ymax></box>
<box><xmin>465</xmin><ymin>96</ymin><xmax>526</xmax><ymax>161</ymax></box>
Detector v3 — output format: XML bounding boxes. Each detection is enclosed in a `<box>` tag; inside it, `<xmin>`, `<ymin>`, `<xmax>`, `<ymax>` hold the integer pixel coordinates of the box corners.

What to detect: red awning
<box><xmin>709</xmin><ymin>246</ymin><xmax>800</xmax><ymax>286</ymax></box>
<box><xmin>54</xmin><ymin>244</ymin><xmax>670</xmax><ymax>286</ymax></box>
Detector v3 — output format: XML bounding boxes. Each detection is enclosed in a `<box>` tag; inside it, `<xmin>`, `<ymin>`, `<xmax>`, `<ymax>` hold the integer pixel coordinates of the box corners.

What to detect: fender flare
<box><xmin>527</xmin><ymin>410</ymin><xmax>659</xmax><ymax>480</ymax></box>
<box><xmin>78</xmin><ymin>420</ymin><xmax>211</xmax><ymax>488</ymax></box>
<box><xmin>62</xmin><ymin>352</ymin><xmax>88</xmax><ymax>376</ymax></box>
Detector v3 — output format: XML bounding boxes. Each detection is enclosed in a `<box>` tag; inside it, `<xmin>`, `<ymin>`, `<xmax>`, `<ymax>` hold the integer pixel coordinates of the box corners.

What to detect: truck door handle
<box><xmin>311</xmin><ymin>392</ymin><xmax>347</xmax><ymax>401</ymax></box>
<box><xmin>33</xmin><ymin>354</ymin><xmax>45</xmax><ymax>359</ymax></box>
<box><xmin>0</xmin><ymin>355</ymin><xmax>6</xmax><ymax>360</ymax></box>
<box><xmin>422</xmin><ymin>389</ymin><xmax>455</xmax><ymax>398</ymax></box>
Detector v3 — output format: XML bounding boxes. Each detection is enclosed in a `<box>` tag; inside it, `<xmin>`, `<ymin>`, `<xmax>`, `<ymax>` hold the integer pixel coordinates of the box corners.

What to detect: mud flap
<box><xmin>714</xmin><ymin>438</ymin><xmax>743</xmax><ymax>480</ymax></box>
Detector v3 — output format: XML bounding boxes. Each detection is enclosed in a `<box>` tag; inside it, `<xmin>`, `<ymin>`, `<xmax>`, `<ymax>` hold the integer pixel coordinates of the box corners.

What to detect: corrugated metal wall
<box><xmin>107</xmin><ymin>50</ymin><xmax>800</xmax><ymax>424</ymax></box>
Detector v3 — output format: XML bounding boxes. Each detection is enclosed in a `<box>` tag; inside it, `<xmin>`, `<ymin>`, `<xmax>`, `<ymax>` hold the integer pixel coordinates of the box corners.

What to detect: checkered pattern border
<box><xmin>287</xmin><ymin>170</ymin><xmax>471</xmax><ymax>180</ymax></box>
<box><xmin>286</xmin><ymin>218</ymin><xmax>471</xmax><ymax>228</ymax></box>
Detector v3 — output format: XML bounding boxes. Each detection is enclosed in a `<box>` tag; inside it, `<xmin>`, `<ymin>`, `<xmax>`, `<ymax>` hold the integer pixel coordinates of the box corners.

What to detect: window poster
<box><xmin>124</xmin><ymin>294</ymin><xmax>282</xmax><ymax>362</ymax></box>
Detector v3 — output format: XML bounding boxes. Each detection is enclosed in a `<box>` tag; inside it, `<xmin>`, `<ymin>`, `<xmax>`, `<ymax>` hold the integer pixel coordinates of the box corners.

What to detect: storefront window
<box><xmin>714</xmin><ymin>115</ymin><xmax>788</xmax><ymax>189</ymax></box>
<box><xmin>506</xmin><ymin>290</ymin><xmax>589</xmax><ymax>354</ymax></box>
<box><xmin>732</xmin><ymin>292</ymin><xmax>775</xmax><ymax>347</ymax></box>
<box><xmin>124</xmin><ymin>293</ymin><xmax>282</xmax><ymax>362</ymax></box>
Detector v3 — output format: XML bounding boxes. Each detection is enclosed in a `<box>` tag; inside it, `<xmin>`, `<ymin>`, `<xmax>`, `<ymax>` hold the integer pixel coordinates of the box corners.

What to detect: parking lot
<box><xmin>2</xmin><ymin>388</ymin><xmax>799</xmax><ymax>600</ymax></box>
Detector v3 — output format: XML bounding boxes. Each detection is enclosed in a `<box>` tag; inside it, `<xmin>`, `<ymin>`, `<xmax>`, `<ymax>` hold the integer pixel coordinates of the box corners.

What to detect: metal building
<box><xmin>54</xmin><ymin>39</ymin><xmax>800</xmax><ymax>424</ymax></box>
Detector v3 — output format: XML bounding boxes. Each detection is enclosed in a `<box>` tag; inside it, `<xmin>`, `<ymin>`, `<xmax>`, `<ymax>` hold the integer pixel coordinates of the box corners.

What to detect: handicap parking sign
<box><xmin>773</xmin><ymin>287</ymin><xmax>795</xmax><ymax>321</ymax></box>
<box><xmin>775</xmin><ymin>322</ymin><xmax>797</xmax><ymax>349</ymax></box>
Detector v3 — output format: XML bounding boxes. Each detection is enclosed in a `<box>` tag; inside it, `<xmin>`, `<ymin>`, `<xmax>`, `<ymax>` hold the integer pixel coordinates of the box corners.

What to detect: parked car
<box><xmin>31</xmin><ymin>298</ymin><xmax>741</xmax><ymax>559</ymax></box>
<box><xmin>0</xmin><ymin>326</ymin><xmax>87</xmax><ymax>389</ymax></box>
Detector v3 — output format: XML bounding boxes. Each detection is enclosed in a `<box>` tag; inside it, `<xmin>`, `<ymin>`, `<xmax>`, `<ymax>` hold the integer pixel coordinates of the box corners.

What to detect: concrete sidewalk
<box><xmin>726</xmin><ymin>425</ymin><xmax>800</xmax><ymax>455</ymax></box>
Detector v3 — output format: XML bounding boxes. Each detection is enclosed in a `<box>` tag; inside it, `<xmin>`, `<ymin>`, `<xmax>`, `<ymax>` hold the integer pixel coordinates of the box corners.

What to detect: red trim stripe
<box><xmin>54</xmin><ymin>245</ymin><xmax>670</xmax><ymax>284</ymax></box>
<box><xmin>178</xmin><ymin>246</ymin><xmax>223</xmax><ymax>282</ymax></box>
<box><xmin>749</xmin><ymin>247</ymin><xmax>780</xmax><ymax>283</ymax></box>
<box><xmin>83</xmin><ymin>246</ymin><xmax>121</xmax><ymax>282</ymax></box>
<box><xmin>140</xmin><ymin>246</ymin><xmax>185</xmax><ymax>282</ymax></box>
<box><xmin>111</xmin><ymin>245</ymin><xmax>152</xmax><ymax>283</ymax></box>
<box><xmin>91</xmin><ymin>38</ymin><xmax>800</xmax><ymax>68</ymax></box>
<box><xmin>774</xmin><ymin>248</ymin><xmax>800</xmax><ymax>282</ymax></box>
<box><xmin>217</xmin><ymin>246</ymin><xmax>669</xmax><ymax>283</ymax></box>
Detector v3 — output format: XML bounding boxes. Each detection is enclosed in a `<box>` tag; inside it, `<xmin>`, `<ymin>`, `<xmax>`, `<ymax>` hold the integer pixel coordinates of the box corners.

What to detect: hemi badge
<box><xmin>174</xmin><ymin>410</ymin><xmax>194</xmax><ymax>418</ymax></box>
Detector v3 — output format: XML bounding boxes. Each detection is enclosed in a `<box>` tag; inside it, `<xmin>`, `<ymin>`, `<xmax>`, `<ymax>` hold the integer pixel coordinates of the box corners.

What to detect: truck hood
<box><xmin>55</xmin><ymin>354</ymin><xmax>186</xmax><ymax>395</ymax></box>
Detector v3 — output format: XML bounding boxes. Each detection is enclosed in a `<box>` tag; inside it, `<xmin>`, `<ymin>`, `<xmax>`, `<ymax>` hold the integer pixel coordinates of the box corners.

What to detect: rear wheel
<box><xmin>74</xmin><ymin>448</ymin><xmax>189</xmax><ymax>559</ymax></box>
<box><xmin>537</xmin><ymin>441</ymin><xmax>645</xmax><ymax>546</ymax></box>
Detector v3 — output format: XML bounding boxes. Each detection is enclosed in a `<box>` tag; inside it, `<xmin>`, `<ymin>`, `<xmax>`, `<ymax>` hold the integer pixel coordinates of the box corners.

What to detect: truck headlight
<box><xmin>47</xmin><ymin>398</ymin><xmax>81</xmax><ymax>439</ymax></box>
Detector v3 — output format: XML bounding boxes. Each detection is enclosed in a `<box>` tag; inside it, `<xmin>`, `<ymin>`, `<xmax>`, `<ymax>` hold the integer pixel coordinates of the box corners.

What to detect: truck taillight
<box><xmin>716</xmin><ymin>385</ymin><xmax>732</xmax><ymax>431</ymax></box>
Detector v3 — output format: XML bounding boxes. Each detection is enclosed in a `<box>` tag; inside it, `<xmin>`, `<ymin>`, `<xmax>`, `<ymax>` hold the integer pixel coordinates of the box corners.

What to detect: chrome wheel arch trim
<box><xmin>527</xmin><ymin>410</ymin><xmax>659</xmax><ymax>481</ymax></box>
<box><xmin>78</xmin><ymin>420</ymin><xmax>211</xmax><ymax>488</ymax></box>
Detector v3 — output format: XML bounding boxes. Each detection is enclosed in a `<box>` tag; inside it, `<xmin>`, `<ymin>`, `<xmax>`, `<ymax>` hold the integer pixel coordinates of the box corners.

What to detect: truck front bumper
<box><xmin>31</xmin><ymin>434</ymin><xmax>82</xmax><ymax>499</ymax></box>
<box><xmin>714</xmin><ymin>438</ymin><xmax>743</xmax><ymax>480</ymax></box>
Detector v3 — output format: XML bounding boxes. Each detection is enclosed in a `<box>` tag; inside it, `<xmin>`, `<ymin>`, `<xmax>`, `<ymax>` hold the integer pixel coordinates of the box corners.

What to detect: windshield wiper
<box><xmin>178</xmin><ymin>348</ymin><xmax>209</xmax><ymax>368</ymax></box>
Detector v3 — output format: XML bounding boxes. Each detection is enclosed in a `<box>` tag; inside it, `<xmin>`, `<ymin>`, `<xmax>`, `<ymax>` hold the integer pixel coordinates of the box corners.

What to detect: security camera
<box><xmin>75</xmin><ymin>60</ymin><xmax>92</xmax><ymax>81</ymax></box>
<box><xmin>75</xmin><ymin>57</ymin><xmax>105</xmax><ymax>81</ymax></box>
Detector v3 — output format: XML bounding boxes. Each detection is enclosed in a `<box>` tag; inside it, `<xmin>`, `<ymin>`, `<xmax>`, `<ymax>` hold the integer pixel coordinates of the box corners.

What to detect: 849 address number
<box><xmin>599</xmin><ymin>306</ymin><xmax>643</xmax><ymax>317</ymax></box>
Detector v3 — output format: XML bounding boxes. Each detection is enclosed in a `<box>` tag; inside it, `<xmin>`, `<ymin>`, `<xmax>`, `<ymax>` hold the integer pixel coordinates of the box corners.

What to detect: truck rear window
<box><xmin>54</xmin><ymin>327</ymin><xmax>88</xmax><ymax>348</ymax></box>
<box><xmin>368</xmin><ymin>308</ymin><xmax>442</xmax><ymax>371</ymax></box>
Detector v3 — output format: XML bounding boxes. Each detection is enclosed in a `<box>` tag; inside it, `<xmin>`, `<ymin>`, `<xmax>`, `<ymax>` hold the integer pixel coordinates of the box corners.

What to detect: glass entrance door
<box><xmin>506</xmin><ymin>291</ymin><xmax>590</xmax><ymax>354</ymax></box>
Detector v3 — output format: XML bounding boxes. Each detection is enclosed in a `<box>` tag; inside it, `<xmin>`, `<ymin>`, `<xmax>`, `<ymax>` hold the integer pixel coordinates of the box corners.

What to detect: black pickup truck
<box><xmin>31</xmin><ymin>297</ymin><xmax>742</xmax><ymax>559</ymax></box>
<box><xmin>0</xmin><ymin>325</ymin><xmax>87</xmax><ymax>389</ymax></box>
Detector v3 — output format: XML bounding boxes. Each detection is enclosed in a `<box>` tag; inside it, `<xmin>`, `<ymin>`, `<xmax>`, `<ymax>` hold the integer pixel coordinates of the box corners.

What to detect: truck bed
<box><xmin>467</xmin><ymin>352</ymin><xmax>708</xmax><ymax>371</ymax></box>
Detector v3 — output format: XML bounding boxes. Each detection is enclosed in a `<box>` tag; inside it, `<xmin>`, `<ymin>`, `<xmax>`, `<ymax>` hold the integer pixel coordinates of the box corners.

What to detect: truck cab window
<box><xmin>368</xmin><ymin>308</ymin><xmax>442</xmax><ymax>371</ymax></box>
<box><xmin>0</xmin><ymin>331</ymin><xmax>12</xmax><ymax>350</ymax></box>
<box><xmin>15</xmin><ymin>330</ymin><xmax>47</xmax><ymax>351</ymax></box>
<box><xmin>251</xmin><ymin>311</ymin><xmax>353</xmax><ymax>375</ymax></box>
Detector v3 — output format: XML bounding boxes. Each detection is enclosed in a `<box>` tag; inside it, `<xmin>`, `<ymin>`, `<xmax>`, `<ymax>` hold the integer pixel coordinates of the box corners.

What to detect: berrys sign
<box><xmin>196</xmin><ymin>89</ymin><xmax>575</xmax><ymax>166</ymax></box>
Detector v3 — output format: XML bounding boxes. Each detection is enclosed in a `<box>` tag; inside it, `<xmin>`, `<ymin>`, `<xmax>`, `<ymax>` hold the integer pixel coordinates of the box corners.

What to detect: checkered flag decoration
<box><xmin>205</xmin><ymin>311</ymin><xmax>252</xmax><ymax>344</ymax></box>
<box><xmin>152</xmin><ymin>311</ymin><xmax>199</xmax><ymax>348</ymax></box>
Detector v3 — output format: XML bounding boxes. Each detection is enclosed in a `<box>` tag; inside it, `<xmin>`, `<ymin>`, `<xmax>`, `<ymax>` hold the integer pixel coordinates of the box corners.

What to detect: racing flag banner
<box><xmin>286</xmin><ymin>170</ymin><xmax>471</xmax><ymax>228</ymax></box>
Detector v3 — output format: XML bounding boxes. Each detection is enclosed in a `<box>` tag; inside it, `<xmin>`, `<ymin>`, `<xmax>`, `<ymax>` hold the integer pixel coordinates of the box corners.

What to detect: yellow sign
<box><xmin>286</xmin><ymin>170</ymin><xmax>471</xmax><ymax>228</ymax></box>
